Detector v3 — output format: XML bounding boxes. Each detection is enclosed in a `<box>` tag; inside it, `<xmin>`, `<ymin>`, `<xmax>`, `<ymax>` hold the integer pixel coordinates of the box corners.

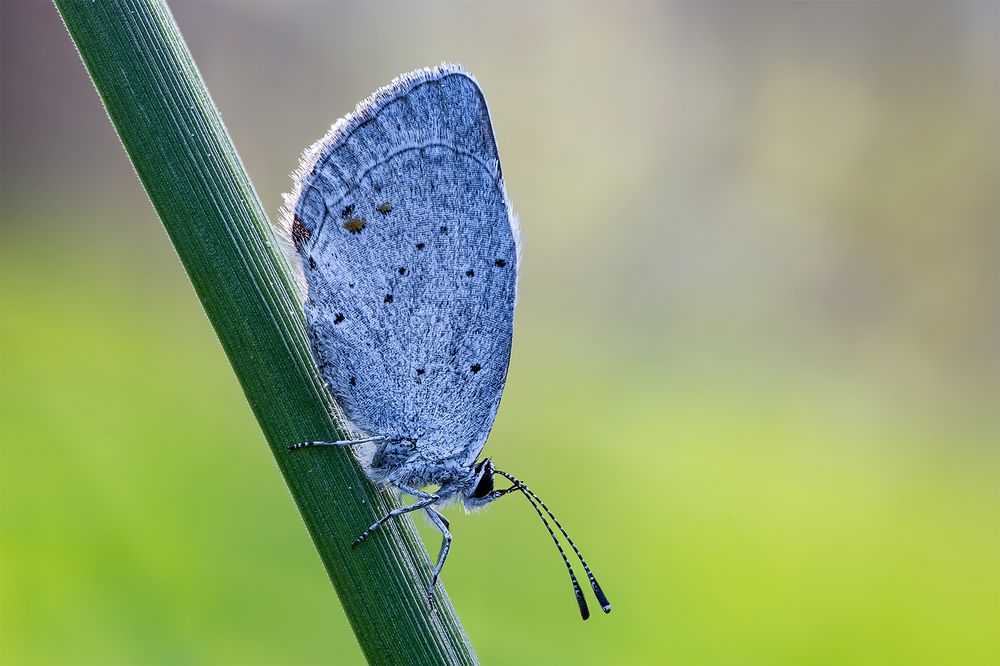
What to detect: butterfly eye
<box><xmin>470</xmin><ymin>467</ymin><xmax>494</xmax><ymax>499</ymax></box>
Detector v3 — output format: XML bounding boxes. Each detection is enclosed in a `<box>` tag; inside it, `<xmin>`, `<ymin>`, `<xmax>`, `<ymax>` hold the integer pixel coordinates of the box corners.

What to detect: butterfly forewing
<box><xmin>290</xmin><ymin>66</ymin><xmax>518</xmax><ymax>466</ymax></box>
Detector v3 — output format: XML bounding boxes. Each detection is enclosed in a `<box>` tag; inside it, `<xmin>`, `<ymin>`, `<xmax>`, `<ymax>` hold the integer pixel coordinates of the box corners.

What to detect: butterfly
<box><xmin>281</xmin><ymin>64</ymin><xmax>609</xmax><ymax>619</ymax></box>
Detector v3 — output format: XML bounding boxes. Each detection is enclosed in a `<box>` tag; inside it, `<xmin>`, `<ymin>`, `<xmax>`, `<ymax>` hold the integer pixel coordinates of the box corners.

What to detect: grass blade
<box><xmin>52</xmin><ymin>1</ymin><xmax>478</xmax><ymax>663</ymax></box>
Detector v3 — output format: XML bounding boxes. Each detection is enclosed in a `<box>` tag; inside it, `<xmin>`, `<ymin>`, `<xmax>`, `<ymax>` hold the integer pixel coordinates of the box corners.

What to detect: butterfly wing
<box><xmin>284</xmin><ymin>64</ymin><xmax>518</xmax><ymax>467</ymax></box>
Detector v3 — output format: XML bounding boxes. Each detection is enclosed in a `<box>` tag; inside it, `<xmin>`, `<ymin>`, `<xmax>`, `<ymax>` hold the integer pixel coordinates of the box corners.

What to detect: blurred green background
<box><xmin>1</xmin><ymin>2</ymin><xmax>997</xmax><ymax>665</ymax></box>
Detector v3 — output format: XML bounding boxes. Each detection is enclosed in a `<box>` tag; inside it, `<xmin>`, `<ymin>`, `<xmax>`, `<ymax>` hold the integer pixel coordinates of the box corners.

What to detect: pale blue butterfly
<box><xmin>281</xmin><ymin>64</ymin><xmax>609</xmax><ymax>619</ymax></box>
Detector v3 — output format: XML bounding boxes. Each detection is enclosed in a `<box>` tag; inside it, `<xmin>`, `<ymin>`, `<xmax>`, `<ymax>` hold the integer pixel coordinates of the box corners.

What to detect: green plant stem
<box><xmin>53</xmin><ymin>1</ymin><xmax>477</xmax><ymax>664</ymax></box>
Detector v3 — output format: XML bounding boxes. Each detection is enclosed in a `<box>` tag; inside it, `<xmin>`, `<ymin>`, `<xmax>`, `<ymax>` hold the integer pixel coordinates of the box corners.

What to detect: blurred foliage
<box><xmin>2</xmin><ymin>1</ymin><xmax>997</xmax><ymax>665</ymax></box>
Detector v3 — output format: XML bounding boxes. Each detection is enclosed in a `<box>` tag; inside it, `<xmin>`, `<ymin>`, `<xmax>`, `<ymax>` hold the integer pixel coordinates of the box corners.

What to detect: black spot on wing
<box><xmin>343</xmin><ymin>218</ymin><xmax>365</xmax><ymax>233</ymax></box>
<box><xmin>291</xmin><ymin>215</ymin><xmax>311</xmax><ymax>253</ymax></box>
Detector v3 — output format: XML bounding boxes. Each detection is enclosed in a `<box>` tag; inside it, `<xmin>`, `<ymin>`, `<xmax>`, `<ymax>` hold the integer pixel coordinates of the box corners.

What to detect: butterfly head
<box><xmin>462</xmin><ymin>458</ymin><xmax>497</xmax><ymax>509</ymax></box>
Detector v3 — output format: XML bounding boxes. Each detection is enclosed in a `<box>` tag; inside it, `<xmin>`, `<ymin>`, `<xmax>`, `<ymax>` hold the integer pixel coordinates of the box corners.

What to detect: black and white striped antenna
<box><xmin>494</xmin><ymin>468</ymin><xmax>611</xmax><ymax>620</ymax></box>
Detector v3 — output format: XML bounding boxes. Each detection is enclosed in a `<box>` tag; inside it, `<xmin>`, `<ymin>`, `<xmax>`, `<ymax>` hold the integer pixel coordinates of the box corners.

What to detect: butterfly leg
<box><xmin>424</xmin><ymin>506</ymin><xmax>452</xmax><ymax>608</ymax></box>
<box><xmin>287</xmin><ymin>435</ymin><xmax>387</xmax><ymax>451</ymax></box>
<box><xmin>351</xmin><ymin>485</ymin><xmax>439</xmax><ymax>548</ymax></box>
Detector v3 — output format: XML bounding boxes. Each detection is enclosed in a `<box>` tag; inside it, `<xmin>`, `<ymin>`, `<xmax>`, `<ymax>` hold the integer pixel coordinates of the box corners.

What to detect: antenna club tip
<box><xmin>601</xmin><ymin>603</ymin><xmax>612</xmax><ymax>613</ymax></box>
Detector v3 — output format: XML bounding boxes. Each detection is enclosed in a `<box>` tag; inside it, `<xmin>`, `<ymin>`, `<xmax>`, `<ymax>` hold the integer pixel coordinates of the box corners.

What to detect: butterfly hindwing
<box><xmin>289</xmin><ymin>65</ymin><xmax>518</xmax><ymax>467</ymax></box>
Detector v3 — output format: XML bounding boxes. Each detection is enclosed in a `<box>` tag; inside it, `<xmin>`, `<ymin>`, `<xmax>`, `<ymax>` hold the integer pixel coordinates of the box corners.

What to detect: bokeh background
<box><xmin>2</xmin><ymin>2</ymin><xmax>998</xmax><ymax>665</ymax></box>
